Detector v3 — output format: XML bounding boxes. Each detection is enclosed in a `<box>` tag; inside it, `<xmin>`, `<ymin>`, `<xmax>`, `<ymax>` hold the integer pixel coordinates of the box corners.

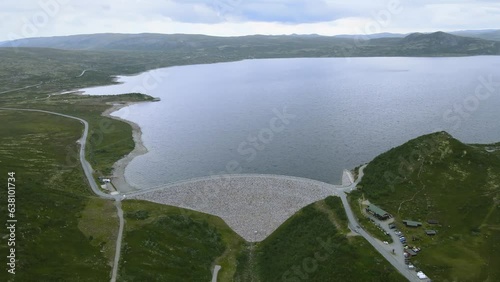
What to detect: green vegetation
<box><xmin>0</xmin><ymin>96</ymin><xmax>248</xmax><ymax>281</ymax></box>
<box><xmin>348</xmin><ymin>196</ymin><xmax>393</xmax><ymax>243</ymax></box>
<box><xmin>0</xmin><ymin>111</ymin><xmax>110</xmax><ymax>281</ymax></box>
<box><xmin>234</xmin><ymin>197</ymin><xmax>404</xmax><ymax>281</ymax></box>
<box><xmin>350</xmin><ymin>131</ymin><xmax>500</xmax><ymax>281</ymax></box>
<box><xmin>0</xmin><ymin>63</ymin><xmax>165</xmax><ymax>280</ymax></box>
<box><xmin>78</xmin><ymin>198</ymin><xmax>119</xmax><ymax>264</ymax></box>
<box><xmin>452</xmin><ymin>30</ymin><xmax>500</xmax><ymax>41</ymax></box>
<box><xmin>324</xmin><ymin>196</ymin><xmax>348</xmax><ymax>224</ymax></box>
<box><xmin>120</xmin><ymin>200</ymin><xmax>246</xmax><ymax>281</ymax></box>
<box><xmin>471</xmin><ymin>141</ymin><xmax>500</xmax><ymax>158</ymax></box>
<box><xmin>3</xmin><ymin>31</ymin><xmax>499</xmax><ymax>57</ymax></box>
<box><xmin>1</xmin><ymin>31</ymin><xmax>499</xmax><ymax>102</ymax></box>
<box><xmin>2</xmin><ymin>92</ymin><xmax>155</xmax><ymax>175</ymax></box>
<box><xmin>1</xmin><ymin>30</ymin><xmax>499</xmax><ymax>281</ymax></box>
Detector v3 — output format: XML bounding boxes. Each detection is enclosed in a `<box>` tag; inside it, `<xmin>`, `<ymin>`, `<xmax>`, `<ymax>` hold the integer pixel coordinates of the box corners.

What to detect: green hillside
<box><xmin>398</xmin><ymin>31</ymin><xmax>500</xmax><ymax>55</ymax></box>
<box><xmin>2</xmin><ymin>32</ymin><xmax>499</xmax><ymax>104</ymax></box>
<box><xmin>0</xmin><ymin>98</ymin><xmax>247</xmax><ymax>281</ymax></box>
<box><xmin>2</xmin><ymin>31</ymin><xmax>499</xmax><ymax>58</ymax></box>
<box><xmin>119</xmin><ymin>201</ymin><xmax>246</xmax><ymax>281</ymax></box>
<box><xmin>351</xmin><ymin>132</ymin><xmax>500</xmax><ymax>281</ymax></box>
<box><xmin>234</xmin><ymin>197</ymin><xmax>404</xmax><ymax>281</ymax></box>
<box><xmin>452</xmin><ymin>30</ymin><xmax>500</xmax><ymax>42</ymax></box>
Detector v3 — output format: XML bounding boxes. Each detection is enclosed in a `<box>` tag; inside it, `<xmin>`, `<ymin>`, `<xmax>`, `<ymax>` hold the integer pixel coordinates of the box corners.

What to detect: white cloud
<box><xmin>0</xmin><ymin>0</ymin><xmax>499</xmax><ymax>41</ymax></box>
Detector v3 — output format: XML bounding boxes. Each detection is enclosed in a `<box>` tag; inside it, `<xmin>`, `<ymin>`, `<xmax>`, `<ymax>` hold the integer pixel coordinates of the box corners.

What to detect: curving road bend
<box><xmin>338</xmin><ymin>165</ymin><xmax>425</xmax><ymax>282</ymax></box>
<box><xmin>0</xmin><ymin>107</ymin><xmax>114</xmax><ymax>199</ymax></box>
<box><xmin>0</xmin><ymin>107</ymin><xmax>123</xmax><ymax>282</ymax></box>
<box><xmin>211</xmin><ymin>265</ymin><xmax>221</xmax><ymax>282</ymax></box>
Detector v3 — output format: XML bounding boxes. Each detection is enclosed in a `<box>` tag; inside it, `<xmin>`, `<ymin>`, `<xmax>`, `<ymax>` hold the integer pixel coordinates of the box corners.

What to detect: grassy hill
<box><xmin>0</xmin><ymin>109</ymin><xmax>118</xmax><ymax>281</ymax></box>
<box><xmin>350</xmin><ymin>132</ymin><xmax>500</xmax><ymax>281</ymax></box>
<box><xmin>399</xmin><ymin>31</ymin><xmax>500</xmax><ymax>55</ymax></box>
<box><xmin>0</xmin><ymin>33</ymin><xmax>354</xmax><ymax>52</ymax></box>
<box><xmin>119</xmin><ymin>201</ymin><xmax>246</xmax><ymax>281</ymax></box>
<box><xmin>0</xmin><ymin>47</ymin><xmax>247</xmax><ymax>97</ymax></box>
<box><xmin>1</xmin><ymin>31</ymin><xmax>499</xmax><ymax>101</ymax></box>
<box><xmin>451</xmin><ymin>30</ymin><xmax>500</xmax><ymax>42</ymax></box>
<box><xmin>2</xmin><ymin>31</ymin><xmax>499</xmax><ymax>57</ymax></box>
<box><xmin>234</xmin><ymin>197</ymin><xmax>404</xmax><ymax>281</ymax></box>
<box><xmin>1</xmin><ymin>29</ymin><xmax>499</xmax><ymax>281</ymax></box>
<box><xmin>0</xmin><ymin>95</ymin><xmax>247</xmax><ymax>281</ymax></box>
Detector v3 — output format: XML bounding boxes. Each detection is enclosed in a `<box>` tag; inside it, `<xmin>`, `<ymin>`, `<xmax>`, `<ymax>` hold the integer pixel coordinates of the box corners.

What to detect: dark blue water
<box><xmin>80</xmin><ymin>57</ymin><xmax>500</xmax><ymax>188</ymax></box>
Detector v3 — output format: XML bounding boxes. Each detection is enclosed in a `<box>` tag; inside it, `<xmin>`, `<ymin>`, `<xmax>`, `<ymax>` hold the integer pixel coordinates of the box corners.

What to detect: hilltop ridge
<box><xmin>2</xmin><ymin>31</ymin><xmax>499</xmax><ymax>56</ymax></box>
<box><xmin>352</xmin><ymin>131</ymin><xmax>500</xmax><ymax>281</ymax></box>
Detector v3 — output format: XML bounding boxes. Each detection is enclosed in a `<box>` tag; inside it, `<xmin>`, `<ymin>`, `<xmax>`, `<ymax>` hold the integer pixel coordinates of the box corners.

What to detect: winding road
<box><xmin>76</xmin><ymin>69</ymin><xmax>92</xmax><ymax>78</ymax></box>
<box><xmin>338</xmin><ymin>166</ymin><xmax>425</xmax><ymax>282</ymax></box>
<box><xmin>0</xmin><ymin>108</ymin><xmax>123</xmax><ymax>282</ymax></box>
<box><xmin>0</xmin><ymin>108</ymin><xmax>115</xmax><ymax>199</ymax></box>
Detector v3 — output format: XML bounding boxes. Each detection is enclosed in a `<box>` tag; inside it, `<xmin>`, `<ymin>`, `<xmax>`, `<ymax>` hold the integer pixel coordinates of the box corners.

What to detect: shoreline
<box><xmin>102</xmin><ymin>102</ymin><xmax>149</xmax><ymax>193</ymax></box>
<box><xmin>101</xmin><ymin>98</ymin><xmax>348</xmax><ymax>194</ymax></box>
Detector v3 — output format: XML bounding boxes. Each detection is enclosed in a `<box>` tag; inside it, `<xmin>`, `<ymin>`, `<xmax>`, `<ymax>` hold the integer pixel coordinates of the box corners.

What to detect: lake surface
<box><xmin>80</xmin><ymin>57</ymin><xmax>500</xmax><ymax>188</ymax></box>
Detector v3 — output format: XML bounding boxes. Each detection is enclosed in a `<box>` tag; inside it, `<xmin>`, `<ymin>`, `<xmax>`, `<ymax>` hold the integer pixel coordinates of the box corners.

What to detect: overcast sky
<box><xmin>1</xmin><ymin>0</ymin><xmax>499</xmax><ymax>41</ymax></box>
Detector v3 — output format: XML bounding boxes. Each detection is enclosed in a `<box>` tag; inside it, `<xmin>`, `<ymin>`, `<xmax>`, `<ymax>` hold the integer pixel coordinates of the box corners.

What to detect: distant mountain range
<box><xmin>334</xmin><ymin>32</ymin><xmax>408</xmax><ymax>39</ymax></box>
<box><xmin>334</xmin><ymin>29</ymin><xmax>500</xmax><ymax>41</ymax></box>
<box><xmin>1</xmin><ymin>30</ymin><xmax>499</xmax><ymax>57</ymax></box>
<box><xmin>450</xmin><ymin>29</ymin><xmax>500</xmax><ymax>41</ymax></box>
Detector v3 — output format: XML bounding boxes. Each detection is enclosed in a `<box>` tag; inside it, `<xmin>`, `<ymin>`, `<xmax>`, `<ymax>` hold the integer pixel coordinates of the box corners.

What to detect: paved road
<box><xmin>111</xmin><ymin>200</ymin><xmax>124</xmax><ymax>282</ymax></box>
<box><xmin>0</xmin><ymin>107</ymin><xmax>116</xmax><ymax>199</ymax></box>
<box><xmin>211</xmin><ymin>265</ymin><xmax>221</xmax><ymax>282</ymax></box>
<box><xmin>0</xmin><ymin>108</ymin><xmax>123</xmax><ymax>282</ymax></box>
<box><xmin>338</xmin><ymin>166</ymin><xmax>424</xmax><ymax>282</ymax></box>
<box><xmin>76</xmin><ymin>69</ymin><xmax>92</xmax><ymax>78</ymax></box>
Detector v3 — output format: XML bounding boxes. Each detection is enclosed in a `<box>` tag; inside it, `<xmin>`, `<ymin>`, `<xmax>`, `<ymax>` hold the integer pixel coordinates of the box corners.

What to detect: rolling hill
<box><xmin>351</xmin><ymin>131</ymin><xmax>500</xmax><ymax>281</ymax></box>
<box><xmin>399</xmin><ymin>31</ymin><xmax>500</xmax><ymax>54</ymax></box>
<box><xmin>2</xmin><ymin>31</ymin><xmax>499</xmax><ymax>56</ymax></box>
<box><xmin>451</xmin><ymin>29</ymin><xmax>500</xmax><ymax>41</ymax></box>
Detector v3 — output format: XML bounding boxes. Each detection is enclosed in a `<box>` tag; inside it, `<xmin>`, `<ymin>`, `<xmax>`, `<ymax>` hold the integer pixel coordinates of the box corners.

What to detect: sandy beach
<box><xmin>102</xmin><ymin>102</ymin><xmax>149</xmax><ymax>192</ymax></box>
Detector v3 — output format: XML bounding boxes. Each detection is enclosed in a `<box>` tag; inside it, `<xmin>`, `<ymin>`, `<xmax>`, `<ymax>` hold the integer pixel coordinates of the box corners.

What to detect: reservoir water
<box><xmin>79</xmin><ymin>57</ymin><xmax>500</xmax><ymax>188</ymax></box>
